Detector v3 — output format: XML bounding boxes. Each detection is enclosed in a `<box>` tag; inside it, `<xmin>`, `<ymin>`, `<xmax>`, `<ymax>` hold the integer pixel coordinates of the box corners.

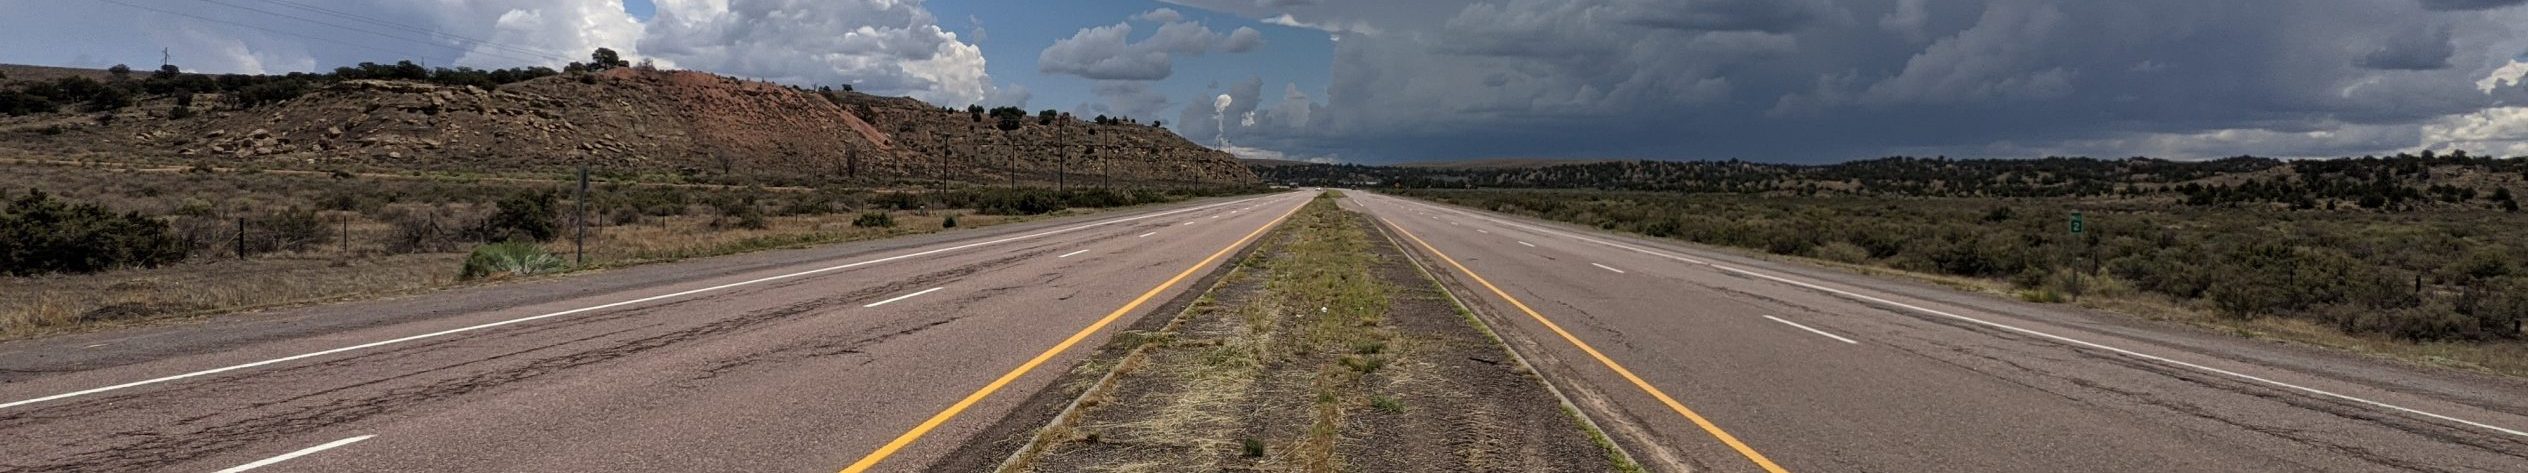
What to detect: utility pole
<box><xmin>575</xmin><ymin>166</ymin><xmax>589</xmax><ymax>267</ymax></box>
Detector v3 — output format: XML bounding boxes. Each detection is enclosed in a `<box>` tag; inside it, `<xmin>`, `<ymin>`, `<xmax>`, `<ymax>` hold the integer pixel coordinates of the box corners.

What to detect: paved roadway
<box><xmin>1346</xmin><ymin>191</ymin><xmax>2528</xmax><ymax>472</ymax></box>
<box><xmin>0</xmin><ymin>191</ymin><xmax>1313</xmax><ymax>472</ymax></box>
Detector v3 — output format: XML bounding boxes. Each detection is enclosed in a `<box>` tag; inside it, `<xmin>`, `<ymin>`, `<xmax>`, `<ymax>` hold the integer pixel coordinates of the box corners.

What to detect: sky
<box><xmin>5</xmin><ymin>0</ymin><xmax>2528</xmax><ymax>164</ymax></box>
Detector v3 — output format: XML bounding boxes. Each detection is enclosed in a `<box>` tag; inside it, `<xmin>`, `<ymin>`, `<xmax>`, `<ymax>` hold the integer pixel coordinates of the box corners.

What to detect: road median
<box><xmin>980</xmin><ymin>191</ymin><xmax>1623</xmax><ymax>472</ymax></box>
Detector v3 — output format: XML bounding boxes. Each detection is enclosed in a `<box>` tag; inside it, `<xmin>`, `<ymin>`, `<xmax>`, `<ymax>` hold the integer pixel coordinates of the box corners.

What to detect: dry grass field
<box><xmin>0</xmin><ymin>158</ymin><xmax>1234</xmax><ymax>339</ymax></box>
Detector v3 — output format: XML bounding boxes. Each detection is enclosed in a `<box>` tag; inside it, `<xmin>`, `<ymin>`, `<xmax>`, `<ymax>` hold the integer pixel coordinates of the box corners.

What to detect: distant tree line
<box><xmin>0</xmin><ymin>48</ymin><xmax>642</xmax><ymax>117</ymax></box>
<box><xmin>1257</xmin><ymin>153</ymin><xmax>2525</xmax><ymax>212</ymax></box>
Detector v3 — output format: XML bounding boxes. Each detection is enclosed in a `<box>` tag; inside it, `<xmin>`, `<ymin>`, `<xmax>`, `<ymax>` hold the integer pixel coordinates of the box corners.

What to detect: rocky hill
<box><xmin>0</xmin><ymin>65</ymin><xmax>1250</xmax><ymax>187</ymax></box>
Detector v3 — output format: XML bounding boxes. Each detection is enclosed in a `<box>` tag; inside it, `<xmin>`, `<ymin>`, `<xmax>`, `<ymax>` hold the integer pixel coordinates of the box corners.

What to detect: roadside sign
<box><xmin>2070</xmin><ymin>211</ymin><xmax>2084</xmax><ymax>234</ymax></box>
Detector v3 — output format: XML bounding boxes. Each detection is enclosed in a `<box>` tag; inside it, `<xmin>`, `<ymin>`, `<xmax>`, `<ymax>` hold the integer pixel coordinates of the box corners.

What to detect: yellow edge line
<box><xmin>839</xmin><ymin>195</ymin><xmax>1309</xmax><ymax>473</ymax></box>
<box><xmin>1380</xmin><ymin>217</ymin><xmax>1791</xmax><ymax>473</ymax></box>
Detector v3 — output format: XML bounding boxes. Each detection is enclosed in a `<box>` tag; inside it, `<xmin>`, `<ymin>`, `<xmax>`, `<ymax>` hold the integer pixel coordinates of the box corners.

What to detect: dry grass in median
<box><xmin>1005</xmin><ymin>193</ymin><xmax>1615</xmax><ymax>472</ymax></box>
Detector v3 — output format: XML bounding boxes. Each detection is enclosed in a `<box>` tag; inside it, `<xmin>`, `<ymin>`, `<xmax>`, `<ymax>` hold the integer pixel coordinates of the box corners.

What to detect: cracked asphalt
<box><xmin>0</xmin><ymin>191</ymin><xmax>1313</xmax><ymax>472</ymax></box>
<box><xmin>1348</xmin><ymin>191</ymin><xmax>2528</xmax><ymax>473</ymax></box>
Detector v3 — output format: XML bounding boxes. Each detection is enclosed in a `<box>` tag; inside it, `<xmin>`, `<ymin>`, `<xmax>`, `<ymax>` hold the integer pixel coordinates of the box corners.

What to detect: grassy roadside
<box><xmin>3</xmin><ymin>156</ymin><xmax>1261</xmax><ymax>340</ymax></box>
<box><xmin>1397</xmin><ymin>189</ymin><xmax>2528</xmax><ymax>379</ymax></box>
<box><xmin>0</xmin><ymin>206</ymin><xmax>1041</xmax><ymax>340</ymax></box>
<box><xmin>1001</xmin><ymin>192</ymin><xmax>1617</xmax><ymax>472</ymax></box>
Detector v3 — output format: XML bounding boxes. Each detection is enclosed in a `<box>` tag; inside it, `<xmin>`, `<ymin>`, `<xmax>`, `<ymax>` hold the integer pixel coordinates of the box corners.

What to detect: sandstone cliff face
<box><xmin>9</xmin><ymin>68</ymin><xmax>1251</xmax><ymax>186</ymax></box>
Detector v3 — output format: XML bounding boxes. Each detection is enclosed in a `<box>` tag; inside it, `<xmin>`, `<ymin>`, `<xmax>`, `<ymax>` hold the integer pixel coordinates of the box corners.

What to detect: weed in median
<box><xmin>1351</xmin><ymin>339</ymin><xmax>1387</xmax><ymax>355</ymax></box>
<box><xmin>1339</xmin><ymin>354</ymin><xmax>1386</xmax><ymax>373</ymax></box>
<box><xmin>1241</xmin><ymin>438</ymin><xmax>1267</xmax><ymax>458</ymax></box>
<box><xmin>1370</xmin><ymin>395</ymin><xmax>1405</xmax><ymax>414</ymax></box>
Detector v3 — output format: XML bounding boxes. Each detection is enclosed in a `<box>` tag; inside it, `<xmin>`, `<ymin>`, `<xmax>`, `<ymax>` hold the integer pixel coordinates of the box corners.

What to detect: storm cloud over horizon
<box><xmin>6</xmin><ymin>0</ymin><xmax>2528</xmax><ymax>163</ymax></box>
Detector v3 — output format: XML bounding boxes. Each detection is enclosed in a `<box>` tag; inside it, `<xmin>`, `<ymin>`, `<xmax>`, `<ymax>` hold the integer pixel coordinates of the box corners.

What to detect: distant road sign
<box><xmin>2070</xmin><ymin>212</ymin><xmax>2085</xmax><ymax>234</ymax></box>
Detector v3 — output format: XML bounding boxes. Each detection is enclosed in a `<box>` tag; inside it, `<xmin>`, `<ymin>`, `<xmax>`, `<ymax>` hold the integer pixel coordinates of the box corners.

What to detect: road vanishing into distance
<box><xmin>3</xmin><ymin>190</ymin><xmax>2526</xmax><ymax>472</ymax></box>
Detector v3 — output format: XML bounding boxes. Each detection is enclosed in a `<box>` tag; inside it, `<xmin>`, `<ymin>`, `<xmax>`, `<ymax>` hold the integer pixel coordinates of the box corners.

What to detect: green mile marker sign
<box><xmin>2070</xmin><ymin>211</ymin><xmax>2085</xmax><ymax>234</ymax></box>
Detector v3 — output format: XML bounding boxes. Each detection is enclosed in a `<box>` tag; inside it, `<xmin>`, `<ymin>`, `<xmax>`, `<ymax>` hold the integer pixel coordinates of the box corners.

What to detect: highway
<box><xmin>1345</xmin><ymin>191</ymin><xmax>2528</xmax><ymax>472</ymax></box>
<box><xmin>5</xmin><ymin>188</ymin><xmax>2526</xmax><ymax>472</ymax></box>
<box><xmin>0</xmin><ymin>191</ymin><xmax>1313</xmax><ymax>472</ymax></box>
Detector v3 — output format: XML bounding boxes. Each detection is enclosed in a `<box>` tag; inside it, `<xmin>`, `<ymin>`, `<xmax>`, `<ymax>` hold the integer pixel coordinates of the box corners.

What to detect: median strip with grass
<box><xmin>996</xmin><ymin>192</ymin><xmax>1619</xmax><ymax>472</ymax></box>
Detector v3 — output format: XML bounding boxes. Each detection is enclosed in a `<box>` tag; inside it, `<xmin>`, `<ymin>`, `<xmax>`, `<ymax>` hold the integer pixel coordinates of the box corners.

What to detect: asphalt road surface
<box><xmin>0</xmin><ymin>191</ymin><xmax>1314</xmax><ymax>472</ymax></box>
<box><xmin>1345</xmin><ymin>191</ymin><xmax>2528</xmax><ymax>473</ymax></box>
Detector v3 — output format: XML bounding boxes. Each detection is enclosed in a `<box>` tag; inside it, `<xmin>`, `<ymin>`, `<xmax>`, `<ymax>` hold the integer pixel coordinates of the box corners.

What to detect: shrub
<box><xmin>941</xmin><ymin>213</ymin><xmax>958</xmax><ymax>228</ymax></box>
<box><xmin>258</xmin><ymin>207</ymin><xmax>327</xmax><ymax>253</ymax></box>
<box><xmin>853</xmin><ymin>211</ymin><xmax>895</xmax><ymax>228</ymax></box>
<box><xmin>386</xmin><ymin>205</ymin><xmax>466</xmax><ymax>254</ymax></box>
<box><xmin>975</xmin><ymin>189</ymin><xmax>1064</xmax><ymax>215</ymax></box>
<box><xmin>1814</xmin><ymin>241</ymin><xmax>1870</xmax><ymax>264</ymax></box>
<box><xmin>475</xmin><ymin>191</ymin><xmax>558</xmax><ymax>242</ymax></box>
<box><xmin>234</xmin><ymin>80</ymin><xmax>310</xmax><ymax>108</ymax></box>
<box><xmin>712</xmin><ymin>195</ymin><xmax>768</xmax><ymax>230</ymax></box>
<box><xmin>458</xmin><ymin>241</ymin><xmax>565</xmax><ymax>280</ymax></box>
<box><xmin>0</xmin><ymin>188</ymin><xmax>189</xmax><ymax>275</ymax></box>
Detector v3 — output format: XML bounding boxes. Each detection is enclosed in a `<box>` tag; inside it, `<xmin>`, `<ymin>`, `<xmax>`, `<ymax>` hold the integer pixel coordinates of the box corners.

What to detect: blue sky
<box><xmin>624</xmin><ymin>0</ymin><xmax>1329</xmax><ymax>124</ymax></box>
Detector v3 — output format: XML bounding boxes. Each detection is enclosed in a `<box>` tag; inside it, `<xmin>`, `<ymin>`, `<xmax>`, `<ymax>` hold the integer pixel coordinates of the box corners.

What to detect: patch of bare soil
<box><xmin>989</xmin><ymin>196</ymin><xmax>1614</xmax><ymax>472</ymax></box>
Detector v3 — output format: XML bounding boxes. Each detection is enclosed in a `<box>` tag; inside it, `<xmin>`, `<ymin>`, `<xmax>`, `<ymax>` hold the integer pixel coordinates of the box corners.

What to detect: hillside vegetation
<box><xmin>0</xmin><ymin>52</ymin><xmax>1260</xmax><ymax>338</ymax></box>
<box><xmin>1</xmin><ymin>52</ymin><xmax>1251</xmax><ymax>187</ymax></box>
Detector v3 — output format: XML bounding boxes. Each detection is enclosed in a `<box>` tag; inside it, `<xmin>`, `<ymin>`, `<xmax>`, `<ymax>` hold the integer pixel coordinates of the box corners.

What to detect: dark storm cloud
<box><xmin>1170</xmin><ymin>0</ymin><xmax>2528</xmax><ymax>163</ymax></box>
<box><xmin>1609</xmin><ymin>0</ymin><xmax>1837</xmax><ymax>33</ymax></box>
<box><xmin>2356</xmin><ymin>27</ymin><xmax>2457</xmax><ymax>71</ymax></box>
<box><xmin>2417</xmin><ymin>0</ymin><xmax>2528</xmax><ymax>11</ymax></box>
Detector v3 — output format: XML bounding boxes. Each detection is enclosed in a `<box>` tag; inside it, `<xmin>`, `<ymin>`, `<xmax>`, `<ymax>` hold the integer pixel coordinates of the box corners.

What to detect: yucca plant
<box><xmin>458</xmin><ymin>241</ymin><xmax>565</xmax><ymax>280</ymax></box>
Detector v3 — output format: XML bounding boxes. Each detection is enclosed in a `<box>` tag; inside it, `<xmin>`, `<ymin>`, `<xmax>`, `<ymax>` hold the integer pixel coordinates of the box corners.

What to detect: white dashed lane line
<box><xmin>215</xmin><ymin>435</ymin><xmax>375</xmax><ymax>473</ymax></box>
<box><xmin>1763</xmin><ymin>315</ymin><xmax>1860</xmax><ymax>345</ymax></box>
<box><xmin>863</xmin><ymin>287</ymin><xmax>945</xmax><ymax>308</ymax></box>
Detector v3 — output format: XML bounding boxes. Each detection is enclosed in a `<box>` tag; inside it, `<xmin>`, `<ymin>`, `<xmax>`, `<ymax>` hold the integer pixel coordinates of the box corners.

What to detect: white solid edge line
<box><xmin>1138</xmin><ymin>232</ymin><xmax>1157</xmax><ymax>238</ymax></box>
<box><xmin>1379</xmin><ymin>193</ymin><xmax>2528</xmax><ymax>439</ymax></box>
<box><xmin>1057</xmin><ymin>249</ymin><xmax>1092</xmax><ymax>258</ymax></box>
<box><xmin>1763</xmin><ymin>315</ymin><xmax>1860</xmax><ymax>345</ymax></box>
<box><xmin>0</xmin><ymin>194</ymin><xmax>1279</xmax><ymax>411</ymax></box>
<box><xmin>863</xmin><ymin>287</ymin><xmax>946</xmax><ymax>308</ymax></box>
<box><xmin>215</xmin><ymin>435</ymin><xmax>375</xmax><ymax>473</ymax></box>
<box><xmin>1590</xmin><ymin>263</ymin><xmax>1627</xmax><ymax>274</ymax></box>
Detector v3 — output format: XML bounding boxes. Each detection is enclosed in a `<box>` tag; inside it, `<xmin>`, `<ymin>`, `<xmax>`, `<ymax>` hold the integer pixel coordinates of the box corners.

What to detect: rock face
<box><xmin>827</xmin><ymin>92</ymin><xmax>1254</xmax><ymax>187</ymax></box>
<box><xmin>28</xmin><ymin>68</ymin><xmax>1251</xmax><ymax>186</ymax></box>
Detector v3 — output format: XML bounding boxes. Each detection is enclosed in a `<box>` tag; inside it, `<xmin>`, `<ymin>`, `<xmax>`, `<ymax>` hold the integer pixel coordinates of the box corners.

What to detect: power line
<box><xmin>189</xmin><ymin>0</ymin><xmax>559</xmax><ymax>66</ymax></box>
<box><xmin>100</xmin><ymin>0</ymin><xmax>421</xmax><ymax>63</ymax></box>
<box><xmin>245</xmin><ymin>0</ymin><xmax>570</xmax><ymax>63</ymax></box>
